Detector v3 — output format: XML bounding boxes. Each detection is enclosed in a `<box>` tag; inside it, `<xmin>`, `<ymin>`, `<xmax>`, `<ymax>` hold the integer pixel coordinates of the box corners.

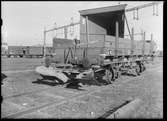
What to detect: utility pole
<box><xmin>150</xmin><ymin>34</ymin><xmax>153</xmax><ymax>54</ymax></box>
<box><xmin>43</xmin><ymin>26</ymin><xmax>46</xmax><ymax>59</ymax></box>
<box><xmin>150</xmin><ymin>33</ymin><xmax>154</xmax><ymax>61</ymax></box>
<box><xmin>85</xmin><ymin>16</ymin><xmax>89</xmax><ymax>58</ymax></box>
<box><xmin>115</xmin><ymin>21</ymin><xmax>119</xmax><ymax>58</ymax></box>
<box><xmin>64</xmin><ymin>27</ymin><xmax>67</xmax><ymax>39</ymax></box>
<box><xmin>131</xmin><ymin>27</ymin><xmax>134</xmax><ymax>57</ymax></box>
<box><xmin>142</xmin><ymin>31</ymin><xmax>146</xmax><ymax>59</ymax></box>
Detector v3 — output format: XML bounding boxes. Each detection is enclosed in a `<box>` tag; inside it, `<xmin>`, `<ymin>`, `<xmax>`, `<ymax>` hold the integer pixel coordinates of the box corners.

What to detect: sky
<box><xmin>1</xmin><ymin>1</ymin><xmax>163</xmax><ymax>50</ymax></box>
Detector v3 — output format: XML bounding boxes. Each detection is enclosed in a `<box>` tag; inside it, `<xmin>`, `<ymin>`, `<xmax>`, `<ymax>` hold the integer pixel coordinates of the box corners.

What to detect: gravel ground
<box><xmin>1</xmin><ymin>58</ymin><xmax>43</xmax><ymax>71</ymax></box>
<box><xmin>1</xmin><ymin>57</ymin><xmax>163</xmax><ymax>119</ymax></box>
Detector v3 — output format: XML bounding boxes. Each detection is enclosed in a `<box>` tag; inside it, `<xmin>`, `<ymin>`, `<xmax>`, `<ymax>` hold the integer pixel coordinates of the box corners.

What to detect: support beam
<box><xmin>102</xmin><ymin>34</ymin><xmax>105</xmax><ymax>54</ymax></box>
<box><xmin>115</xmin><ymin>21</ymin><xmax>119</xmax><ymax>58</ymax></box>
<box><xmin>124</xmin><ymin>32</ymin><xmax>142</xmax><ymax>36</ymax></box>
<box><xmin>45</xmin><ymin>22</ymin><xmax>80</xmax><ymax>33</ymax></box>
<box><xmin>131</xmin><ymin>27</ymin><xmax>134</xmax><ymax>57</ymax></box>
<box><xmin>150</xmin><ymin>34</ymin><xmax>154</xmax><ymax>61</ymax></box>
<box><xmin>142</xmin><ymin>31</ymin><xmax>146</xmax><ymax>57</ymax></box>
<box><xmin>125</xmin><ymin>2</ymin><xmax>160</xmax><ymax>12</ymax></box>
<box><xmin>150</xmin><ymin>34</ymin><xmax>153</xmax><ymax>54</ymax></box>
<box><xmin>64</xmin><ymin>27</ymin><xmax>67</xmax><ymax>39</ymax></box>
<box><xmin>85</xmin><ymin>16</ymin><xmax>89</xmax><ymax>58</ymax></box>
<box><xmin>64</xmin><ymin>49</ymin><xmax>66</xmax><ymax>63</ymax></box>
<box><xmin>43</xmin><ymin>27</ymin><xmax>46</xmax><ymax>59</ymax></box>
<box><xmin>124</xmin><ymin>14</ymin><xmax>132</xmax><ymax>40</ymax></box>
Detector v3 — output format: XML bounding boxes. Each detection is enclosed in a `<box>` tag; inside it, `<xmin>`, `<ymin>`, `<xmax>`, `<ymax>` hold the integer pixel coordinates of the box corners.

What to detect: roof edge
<box><xmin>79</xmin><ymin>4</ymin><xmax>127</xmax><ymax>16</ymax></box>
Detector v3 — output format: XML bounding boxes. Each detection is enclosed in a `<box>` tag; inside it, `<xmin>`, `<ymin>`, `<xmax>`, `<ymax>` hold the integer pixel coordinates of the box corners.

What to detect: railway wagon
<box><xmin>34</xmin><ymin>3</ymin><xmax>160</xmax><ymax>85</ymax></box>
<box><xmin>52</xmin><ymin>36</ymin><xmax>156</xmax><ymax>64</ymax></box>
<box><xmin>78</xmin><ymin>4</ymin><xmax>156</xmax><ymax>63</ymax></box>
<box><xmin>7</xmin><ymin>46</ymin><xmax>54</xmax><ymax>58</ymax></box>
<box><xmin>37</xmin><ymin>4</ymin><xmax>159</xmax><ymax>84</ymax></box>
<box><xmin>1</xmin><ymin>42</ymin><xmax>8</xmax><ymax>56</ymax></box>
<box><xmin>78</xmin><ymin>35</ymin><xmax>156</xmax><ymax>55</ymax></box>
<box><xmin>52</xmin><ymin>38</ymin><xmax>74</xmax><ymax>63</ymax></box>
<box><xmin>51</xmin><ymin>4</ymin><xmax>157</xmax><ymax>66</ymax></box>
<box><xmin>25</xmin><ymin>46</ymin><xmax>43</xmax><ymax>58</ymax></box>
<box><xmin>27</xmin><ymin>46</ymin><xmax>54</xmax><ymax>58</ymax></box>
<box><xmin>7</xmin><ymin>46</ymin><xmax>25</xmax><ymax>57</ymax></box>
<box><xmin>1</xmin><ymin>47</ymin><xmax>8</xmax><ymax>57</ymax></box>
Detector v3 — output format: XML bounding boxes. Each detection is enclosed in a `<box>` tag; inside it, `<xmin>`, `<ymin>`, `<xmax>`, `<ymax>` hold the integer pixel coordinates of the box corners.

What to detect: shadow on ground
<box><xmin>121</xmin><ymin>73</ymin><xmax>139</xmax><ymax>77</ymax></box>
<box><xmin>32</xmin><ymin>74</ymin><xmax>87</xmax><ymax>90</ymax></box>
<box><xmin>32</xmin><ymin>78</ymin><xmax>86</xmax><ymax>91</ymax></box>
<box><xmin>1</xmin><ymin>73</ymin><xmax>7</xmax><ymax>85</ymax></box>
<box><xmin>32</xmin><ymin>78</ymin><xmax>61</xmax><ymax>86</ymax></box>
<box><xmin>32</xmin><ymin>73</ymin><xmax>110</xmax><ymax>90</ymax></box>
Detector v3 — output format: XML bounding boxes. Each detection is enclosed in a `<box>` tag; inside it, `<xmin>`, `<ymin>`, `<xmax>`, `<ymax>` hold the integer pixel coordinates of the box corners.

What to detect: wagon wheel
<box><xmin>141</xmin><ymin>63</ymin><xmax>146</xmax><ymax>72</ymax></box>
<box><xmin>139</xmin><ymin>62</ymin><xmax>145</xmax><ymax>73</ymax></box>
<box><xmin>135</xmin><ymin>63</ymin><xmax>140</xmax><ymax>76</ymax></box>
<box><xmin>140</xmin><ymin>63</ymin><xmax>144</xmax><ymax>72</ymax></box>
<box><xmin>103</xmin><ymin>68</ymin><xmax>114</xmax><ymax>84</ymax></box>
<box><xmin>117</xmin><ymin>68</ymin><xmax>121</xmax><ymax>78</ymax></box>
<box><xmin>114</xmin><ymin>66</ymin><xmax>121</xmax><ymax>79</ymax></box>
<box><xmin>137</xmin><ymin>62</ymin><xmax>143</xmax><ymax>73</ymax></box>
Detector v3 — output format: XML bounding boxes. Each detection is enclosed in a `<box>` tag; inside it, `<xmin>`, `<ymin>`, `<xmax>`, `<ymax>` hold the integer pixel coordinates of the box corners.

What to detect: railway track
<box><xmin>2</xmin><ymin>72</ymin><xmax>145</xmax><ymax>119</ymax></box>
<box><xmin>3</xmin><ymin>86</ymin><xmax>54</xmax><ymax>100</ymax></box>
<box><xmin>2</xmin><ymin>63</ymin><xmax>161</xmax><ymax>100</ymax></box>
<box><xmin>2</xmin><ymin>69</ymin><xmax>34</xmax><ymax>74</ymax></box>
<box><xmin>2</xmin><ymin>72</ymin><xmax>142</xmax><ymax>100</ymax></box>
<box><xmin>3</xmin><ymin>85</ymin><xmax>104</xmax><ymax>118</ymax></box>
<box><xmin>2</xmin><ymin>62</ymin><xmax>162</xmax><ymax>118</ymax></box>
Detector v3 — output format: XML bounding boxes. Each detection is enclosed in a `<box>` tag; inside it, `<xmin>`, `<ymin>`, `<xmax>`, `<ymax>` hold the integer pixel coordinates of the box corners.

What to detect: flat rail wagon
<box><xmin>39</xmin><ymin>4</ymin><xmax>157</xmax><ymax>84</ymax></box>
<box><xmin>51</xmin><ymin>4</ymin><xmax>156</xmax><ymax>64</ymax></box>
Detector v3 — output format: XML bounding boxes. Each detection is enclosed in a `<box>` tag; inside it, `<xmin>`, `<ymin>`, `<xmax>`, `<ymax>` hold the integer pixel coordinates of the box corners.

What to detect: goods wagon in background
<box><xmin>1</xmin><ymin>42</ymin><xmax>8</xmax><ymax>57</ymax></box>
<box><xmin>7</xmin><ymin>46</ymin><xmax>54</xmax><ymax>58</ymax></box>
<box><xmin>8</xmin><ymin>46</ymin><xmax>25</xmax><ymax>58</ymax></box>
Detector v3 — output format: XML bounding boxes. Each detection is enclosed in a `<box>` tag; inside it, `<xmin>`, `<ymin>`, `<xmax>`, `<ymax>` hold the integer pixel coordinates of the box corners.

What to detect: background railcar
<box><xmin>8</xmin><ymin>46</ymin><xmax>25</xmax><ymax>57</ymax></box>
<box><xmin>7</xmin><ymin>46</ymin><xmax>54</xmax><ymax>58</ymax></box>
